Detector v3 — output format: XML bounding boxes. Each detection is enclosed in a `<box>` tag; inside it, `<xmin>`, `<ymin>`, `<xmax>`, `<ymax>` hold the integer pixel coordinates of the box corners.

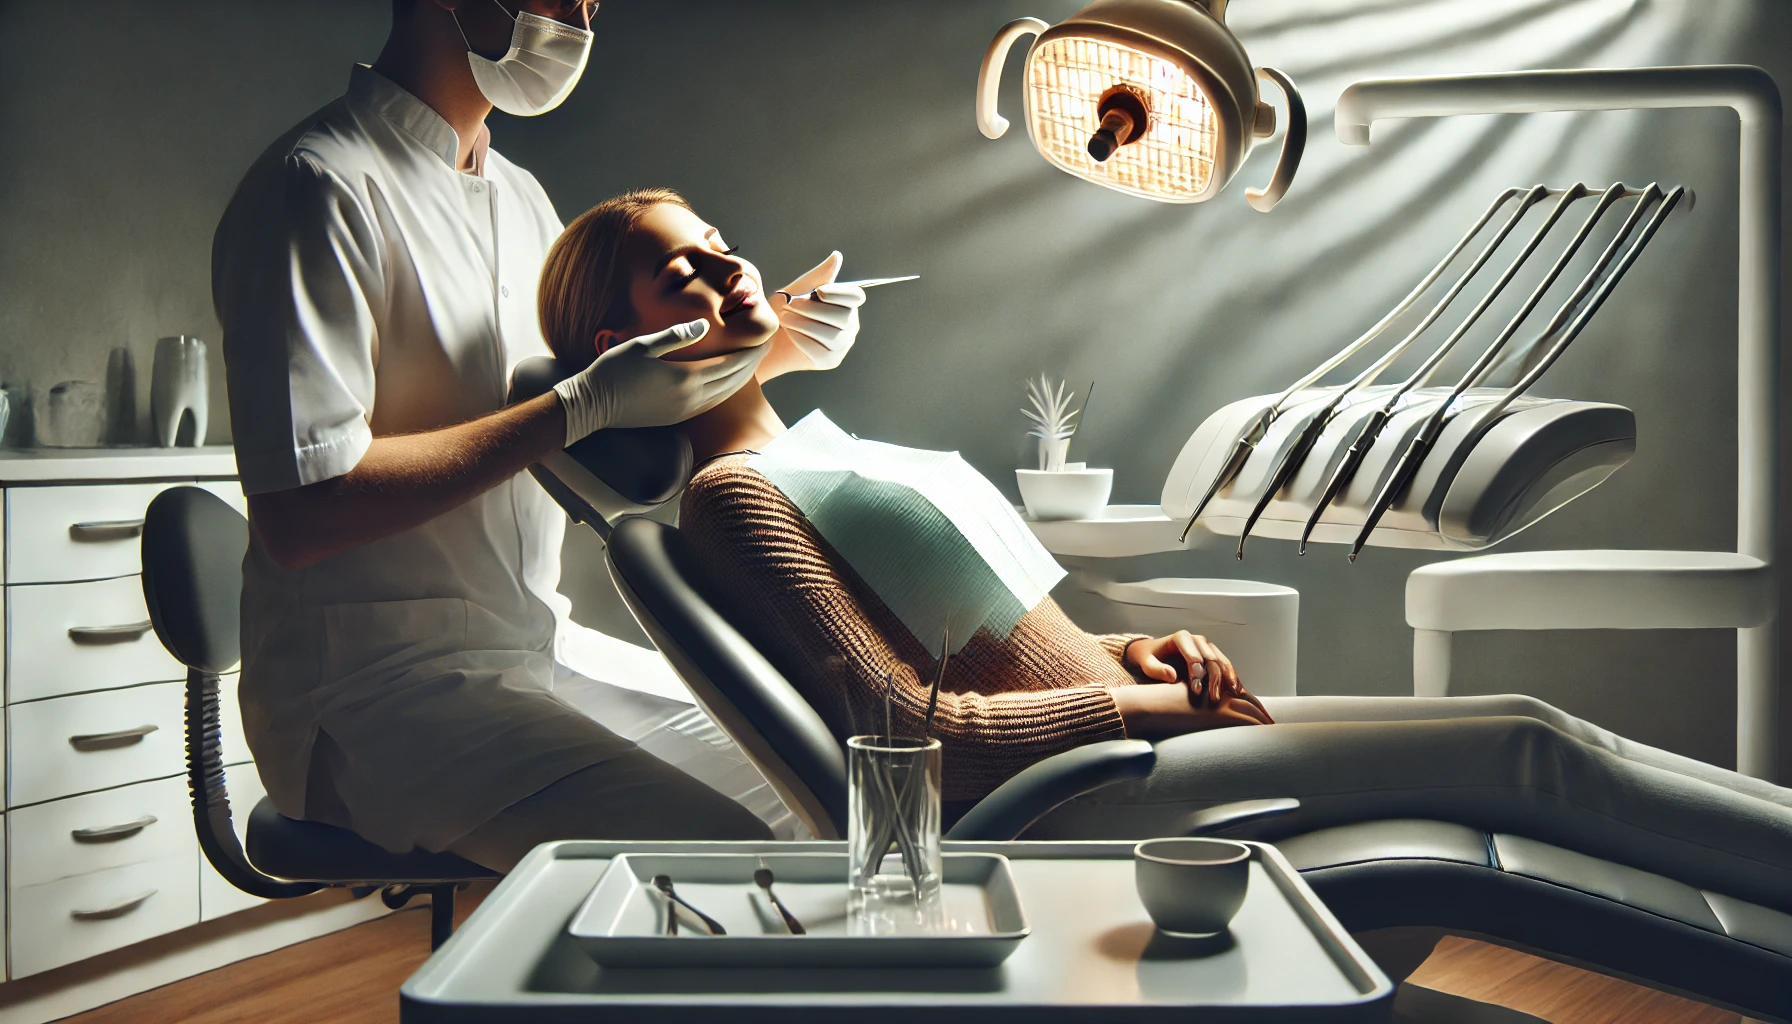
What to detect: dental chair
<box><xmin>511</xmin><ymin>358</ymin><xmax>1792</xmax><ymax>1023</ymax></box>
<box><xmin>141</xmin><ymin>487</ymin><xmax>497</xmax><ymax>950</ymax></box>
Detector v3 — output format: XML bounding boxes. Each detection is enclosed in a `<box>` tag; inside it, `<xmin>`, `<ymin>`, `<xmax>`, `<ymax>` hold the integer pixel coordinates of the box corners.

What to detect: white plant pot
<box><xmin>1017</xmin><ymin>468</ymin><xmax>1113</xmax><ymax>521</ymax></box>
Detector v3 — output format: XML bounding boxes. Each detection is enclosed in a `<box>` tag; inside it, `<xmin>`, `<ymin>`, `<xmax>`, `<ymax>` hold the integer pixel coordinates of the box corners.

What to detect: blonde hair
<box><xmin>537</xmin><ymin>186</ymin><xmax>694</xmax><ymax>368</ymax></box>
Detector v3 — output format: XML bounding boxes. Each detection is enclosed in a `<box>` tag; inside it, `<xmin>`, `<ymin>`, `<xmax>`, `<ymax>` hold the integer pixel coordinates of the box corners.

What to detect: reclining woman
<box><xmin>537</xmin><ymin>188</ymin><xmax>1792</xmax><ymax>915</ymax></box>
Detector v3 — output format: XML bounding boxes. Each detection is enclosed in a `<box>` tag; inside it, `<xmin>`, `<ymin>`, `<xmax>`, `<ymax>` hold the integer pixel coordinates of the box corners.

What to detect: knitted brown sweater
<box><xmin>679</xmin><ymin>456</ymin><xmax>1147</xmax><ymax>802</ymax></box>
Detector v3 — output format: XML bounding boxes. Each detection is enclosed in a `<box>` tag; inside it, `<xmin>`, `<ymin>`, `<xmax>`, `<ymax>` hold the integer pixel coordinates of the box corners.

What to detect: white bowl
<box><xmin>1016</xmin><ymin>468</ymin><xmax>1113</xmax><ymax>521</ymax></box>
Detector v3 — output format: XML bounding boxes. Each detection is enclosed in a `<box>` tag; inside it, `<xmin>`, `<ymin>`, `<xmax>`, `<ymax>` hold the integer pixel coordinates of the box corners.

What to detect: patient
<box><xmin>539</xmin><ymin>189</ymin><xmax>1792</xmax><ymax>916</ymax></box>
<box><xmin>538</xmin><ymin>187</ymin><xmax>1271</xmax><ymax>805</ymax></box>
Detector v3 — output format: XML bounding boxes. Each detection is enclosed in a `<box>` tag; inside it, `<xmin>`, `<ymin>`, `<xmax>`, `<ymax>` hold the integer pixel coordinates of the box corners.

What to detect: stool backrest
<box><xmin>604</xmin><ymin>516</ymin><xmax>849</xmax><ymax>839</ymax></box>
<box><xmin>142</xmin><ymin>487</ymin><xmax>318</xmax><ymax>898</ymax></box>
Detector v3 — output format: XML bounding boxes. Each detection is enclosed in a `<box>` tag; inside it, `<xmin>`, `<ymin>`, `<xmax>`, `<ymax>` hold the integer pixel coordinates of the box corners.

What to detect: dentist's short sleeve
<box><xmin>214</xmin><ymin>154</ymin><xmax>385</xmax><ymax>496</ymax></box>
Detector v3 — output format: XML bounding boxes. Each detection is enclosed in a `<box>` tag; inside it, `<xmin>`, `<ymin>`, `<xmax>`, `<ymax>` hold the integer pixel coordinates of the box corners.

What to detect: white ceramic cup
<box><xmin>1133</xmin><ymin>837</ymin><xmax>1251</xmax><ymax>934</ymax></box>
<box><xmin>1016</xmin><ymin>467</ymin><xmax>1112</xmax><ymax>520</ymax></box>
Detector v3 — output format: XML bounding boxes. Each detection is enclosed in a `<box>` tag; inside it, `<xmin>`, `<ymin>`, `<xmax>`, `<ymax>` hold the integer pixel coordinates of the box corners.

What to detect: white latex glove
<box><xmin>551</xmin><ymin>319</ymin><xmax>768</xmax><ymax>444</ymax></box>
<box><xmin>768</xmin><ymin>251</ymin><xmax>867</xmax><ymax>372</ymax></box>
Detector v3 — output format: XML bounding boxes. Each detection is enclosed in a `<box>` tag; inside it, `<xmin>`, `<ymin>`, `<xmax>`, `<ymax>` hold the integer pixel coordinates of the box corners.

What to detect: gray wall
<box><xmin>4</xmin><ymin>0</ymin><xmax>1788</xmax><ymax>776</ymax></box>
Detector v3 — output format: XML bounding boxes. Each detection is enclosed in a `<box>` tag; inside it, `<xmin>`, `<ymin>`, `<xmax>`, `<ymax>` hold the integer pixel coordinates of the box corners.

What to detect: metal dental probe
<box><xmin>1233</xmin><ymin>186</ymin><xmax>1563</xmax><ymax>558</ymax></box>
<box><xmin>1176</xmin><ymin>188</ymin><xmax>1525</xmax><ymax>545</ymax></box>
<box><xmin>774</xmin><ymin>274</ymin><xmax>920</xmax><ymax>302</ymax></box>
<box><xmin>1240</xmin><ymin>189</ymin><xmax>1576</xmax><ymax>566</ymax></box>
<box><xmin>1446</xmin><ymin>187</ymin><xmax>1689</xmax><ymax>487</ymax></box>
<box><xmin>1294</xmin><ymin>184</ymin><xmax>1604</xmax><ymax>552</ymax></box>
<box><xmin>1345</xmin><ymin>184</ymin><xmax>1672</xmax><ymax>561</ymax></box>
<box><xmin>1288</xmin><ymin>183</ymin><xmax>1588</xmax><ymax>554</ymax></box>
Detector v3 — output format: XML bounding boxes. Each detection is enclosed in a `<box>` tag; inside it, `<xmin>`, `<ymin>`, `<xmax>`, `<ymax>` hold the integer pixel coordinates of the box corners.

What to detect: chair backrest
<box><xmin>604</xmin><ymin>516</ymin><xmax>849</xmax><ymax>839</ymax></box>
<box><xmin>508</xmin><ymin>356</ymin><xmax>692</xmax><ymax>537</ymax></box>
<box><xmin>142</xmin><ymin>487</ymin><xmax>319</xmax><ymax>898</ymax></box>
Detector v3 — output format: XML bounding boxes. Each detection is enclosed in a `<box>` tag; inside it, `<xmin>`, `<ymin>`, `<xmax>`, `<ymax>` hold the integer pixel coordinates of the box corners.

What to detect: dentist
<box><xmin>212</xmin><ymin>0</ymin><xmax>864</xmax><ymax>870</ymax></box>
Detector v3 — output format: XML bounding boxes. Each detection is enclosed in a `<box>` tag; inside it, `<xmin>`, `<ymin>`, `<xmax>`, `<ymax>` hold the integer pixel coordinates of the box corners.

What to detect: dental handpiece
<box><xmin>775</xmin><ymin>274</ymin><xmax>919</xmax><ymax>302</ymax></box>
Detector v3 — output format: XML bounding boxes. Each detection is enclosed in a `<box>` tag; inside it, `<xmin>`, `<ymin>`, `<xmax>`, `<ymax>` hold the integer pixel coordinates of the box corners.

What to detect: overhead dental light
<box><xmin>976</xmin><ymin>0</ymin><xmax>1305</xmax><ymax>210</ymax></box>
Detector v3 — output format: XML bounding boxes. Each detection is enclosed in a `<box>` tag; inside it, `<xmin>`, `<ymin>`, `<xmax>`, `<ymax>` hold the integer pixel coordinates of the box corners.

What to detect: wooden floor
<box><xmin>65</xmin><ymin>887</ymin><xmax>1748</xmax><ymax>1024</ymax></box>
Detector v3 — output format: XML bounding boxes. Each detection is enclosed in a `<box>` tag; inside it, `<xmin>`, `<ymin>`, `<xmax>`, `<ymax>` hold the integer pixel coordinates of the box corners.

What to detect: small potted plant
<box><xmin>1016</xmin><ymin>375</ymin><xmax>1112</xmax><ymax>520</ymax></box>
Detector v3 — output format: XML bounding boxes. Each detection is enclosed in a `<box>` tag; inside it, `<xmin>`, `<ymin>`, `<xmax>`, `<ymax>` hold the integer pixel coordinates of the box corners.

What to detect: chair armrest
<box><xmin>1183</xmin><ymin>797</ymin><xmax>1300</xmax><ymax>836</ymax></box>
<box><xmin>945</xmin><ymin>739</ymin><xmax>1155</xmax><ymax>841</ymax></box>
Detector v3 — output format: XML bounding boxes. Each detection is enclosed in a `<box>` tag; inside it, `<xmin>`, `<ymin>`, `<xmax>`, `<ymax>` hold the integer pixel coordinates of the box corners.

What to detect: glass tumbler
<box><xmin>847</xmin><ymin>735</ymin><xmax>943</xmax><ymax>933</ymax></box>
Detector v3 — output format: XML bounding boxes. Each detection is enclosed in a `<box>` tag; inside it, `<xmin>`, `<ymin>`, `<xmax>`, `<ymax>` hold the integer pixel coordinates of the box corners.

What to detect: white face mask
<box><xmin>454</xmin><ymin>1</ymin><xmax>594</xmax><ymax>117</ymax></box>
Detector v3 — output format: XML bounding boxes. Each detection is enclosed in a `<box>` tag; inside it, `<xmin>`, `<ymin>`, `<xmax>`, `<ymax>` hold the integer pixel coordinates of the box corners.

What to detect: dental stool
<box><xmin>141</xmin><ymin>487</ymin><xmax>496</xmax><ymax>950</ymax></box>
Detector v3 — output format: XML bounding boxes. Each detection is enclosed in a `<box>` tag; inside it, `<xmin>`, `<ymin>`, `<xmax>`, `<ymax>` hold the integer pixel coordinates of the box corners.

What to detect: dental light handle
<box><xmin>1245</xmin><ymin>68</ymin><xmax>1306</xmax><ymax>212</ymax></box>
<box><xmin>977</xmin><ymin>18</ymin><xmax>1048</xmax><ymax>139</ymax></box>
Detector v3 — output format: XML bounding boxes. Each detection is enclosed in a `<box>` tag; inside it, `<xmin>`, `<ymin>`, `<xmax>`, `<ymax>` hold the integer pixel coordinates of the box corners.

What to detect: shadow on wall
<box><xmin>537</xmin><ymin>0</ymin><xmax>1781</xmax><ymax>774</ymax></box>
<box><xmin>0</xmin><ymin>0</ymin><xmax>1783</xmax><ymax>773</ymax></box>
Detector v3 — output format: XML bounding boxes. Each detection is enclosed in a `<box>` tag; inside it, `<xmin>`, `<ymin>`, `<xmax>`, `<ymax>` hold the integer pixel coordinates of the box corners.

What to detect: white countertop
<box><xmin>0</xmin><ymin>445</ymin><xmax>237</xmax><ymax>484</ymax></box>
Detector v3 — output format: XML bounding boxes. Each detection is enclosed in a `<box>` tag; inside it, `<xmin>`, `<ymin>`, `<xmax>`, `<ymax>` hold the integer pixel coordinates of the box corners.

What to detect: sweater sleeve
<box><xmin>680</xmin><ymin>463</ymin><xmax>1128</xmax><ymax>800</ymax></box>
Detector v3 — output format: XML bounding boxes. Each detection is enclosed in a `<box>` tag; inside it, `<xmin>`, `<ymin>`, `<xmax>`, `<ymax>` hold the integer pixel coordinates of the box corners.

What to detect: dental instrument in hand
<box><xmin>654</xmin><ymin>874</ymin><xmax>727</xmax><ymax>935</ymax></box>
<box><xmin>1346</xmin><ymin>184</ymin><xmax>1673</xmax><ymax>561</ymax></box>
<box><xmin>1293</xmin><ymin>183</ymin><xmax>1600</xmax><ymax>554</ymax></box>
<box><xmin>1178</xmin><ymin>188</ymin><xmax>1526</xmax><ymax>543</ymax></box>
<box><xmin>754</xmin><ymin>860</ymin><xmax>806</xmax><ymax>935</ymax></box>
<box><xmin>775</xmin><ymin>274</ymin><xmax>919</xmax><ymax>302</ymax></box>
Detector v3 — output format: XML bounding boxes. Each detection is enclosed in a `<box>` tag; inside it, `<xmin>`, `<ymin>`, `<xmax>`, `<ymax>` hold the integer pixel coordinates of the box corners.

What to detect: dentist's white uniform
<box><xmin>213</xmin><ymin>66</ymin><xmax>774</xmax><ymax>855</ymax></box>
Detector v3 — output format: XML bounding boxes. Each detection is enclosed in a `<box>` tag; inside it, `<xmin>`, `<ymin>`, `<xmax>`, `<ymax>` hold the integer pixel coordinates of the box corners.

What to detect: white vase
<box><xmin>38</xmin><ymin>381</ymin><xmax>106</xmax><ymax>448</ymax></box>
<box><xmin>151</xmin><ymin>336</ymin><xmax>208</xmax><ymax>447</ymax></box>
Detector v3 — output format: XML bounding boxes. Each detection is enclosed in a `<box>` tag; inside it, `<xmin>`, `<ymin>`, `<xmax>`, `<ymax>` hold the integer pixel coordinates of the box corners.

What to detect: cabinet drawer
<box><xmin>9</xmin><ymin>776</ymin><xmax>193</xmax><ymax>888</ymax></box>
<box><xmin>9</xmin><ymin>850</ymin><xmax>199</xmax><ymax>978</ymax></box>
<box><xmin>8</xmin><ymin>682</ymin><xmax>184</xmax><ymax>807</ymax></box>
<box><xmin>5</xmin><ymin>481</ymin><xmax>241</xmax><ymax>585</ymax></box>
<box><xmin>7</xmin><ymin>483</ymin><xmax>172</xmax><ymax>585</ymax></box>
<box><xmin>201</xmin><ymin>764</ymin><xmax>268</xmax><ymax>922</ymax></box>
<box><xmin>8</xmin><ymin>574</ymin><xmax>185</xmax><ymax>703</ymax></box>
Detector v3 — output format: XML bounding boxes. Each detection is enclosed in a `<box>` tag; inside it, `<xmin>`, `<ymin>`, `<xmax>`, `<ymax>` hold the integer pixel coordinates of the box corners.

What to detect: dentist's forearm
<box><xmin>247</xmin><ymin>393</ymin><xmax>567</xmax><ymax>570</ymax></box>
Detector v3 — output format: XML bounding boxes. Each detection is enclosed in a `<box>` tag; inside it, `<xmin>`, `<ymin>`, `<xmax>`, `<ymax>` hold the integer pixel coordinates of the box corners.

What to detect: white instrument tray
<box><xmin>402</xmin><ymin>840</ymin><xmax>1394</xmax><ymax>1022</ymax></box>
<box><xmin>568</xmin><ymin>851</ymin><xmax>1028</xmax><ymax>968</ymax></box>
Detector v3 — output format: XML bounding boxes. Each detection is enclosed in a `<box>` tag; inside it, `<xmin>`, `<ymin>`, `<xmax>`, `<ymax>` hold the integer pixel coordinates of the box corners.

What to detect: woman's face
<box><xmin>608</xmin><ymin>203</ymin><xmax>781</xmax><ymax>362</ymax></box>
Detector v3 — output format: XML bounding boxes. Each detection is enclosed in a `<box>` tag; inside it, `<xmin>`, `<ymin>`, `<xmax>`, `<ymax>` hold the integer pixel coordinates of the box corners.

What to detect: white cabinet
<box><xmin>7</xmin><ymin>574</ymin><xmax>185</xmax><ymax>703</ymax></box>
<box><xmin>9</xmin><ymin>850</ymin><xmax>200</xmax><ymax>978</ymax></box>
<box><xmin>7</xmin><ymin>681</ymin><xmax>186</xmax><ymax>807</ymax></box>
<box><xmin>0</xmin><ymin>450</ymin><xmax>244</xmax><ymax>983</ymax></box>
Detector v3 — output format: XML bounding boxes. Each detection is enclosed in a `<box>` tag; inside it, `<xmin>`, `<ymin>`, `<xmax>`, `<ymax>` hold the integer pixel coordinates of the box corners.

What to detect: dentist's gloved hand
<box><xmin>551</xmin><ymin>318</ymin><xmax>768</xmax><ymax>445</ymax></box>
<box><xmin>762</xmin><ymin>251</ymin><xmax>867</xmax><ymax>378</ymax></box>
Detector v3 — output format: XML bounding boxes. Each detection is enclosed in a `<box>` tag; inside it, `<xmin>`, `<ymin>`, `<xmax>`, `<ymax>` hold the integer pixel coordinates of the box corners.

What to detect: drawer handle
<box><xmin>68</xmin><ymin>724</ymin><xmax>159</xmax><ymax>750</ymax></box>
<box><xmin>70</xmin><ymin>889</ymin><xmax>157</xmax><ymax>921</ymax></box>
<box><xmin>68</xmin><ymin>620</ymin><xmax>155</xmax><ymax>643</ymax></box>
<box><xmin>69</xmin><ymin>519</ymin><xmax>146</xmax><ymax>540</ymax></box>
<box><xmin>71</xmin><ymin>814</ymin><xmax>159</xmax><ymax>842</ymax></box>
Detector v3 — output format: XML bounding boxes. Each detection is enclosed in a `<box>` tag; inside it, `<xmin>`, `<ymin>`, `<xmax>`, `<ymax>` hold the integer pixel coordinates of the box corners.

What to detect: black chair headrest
<box><xmin>142</xmin><ymin>487</ymin><xmax>248</xmax><ymax>674</ymax></box>
<box><xmin>508</xmin><ymin>355</ymin><xmax>693</xmax><ymax>507</ymax></box>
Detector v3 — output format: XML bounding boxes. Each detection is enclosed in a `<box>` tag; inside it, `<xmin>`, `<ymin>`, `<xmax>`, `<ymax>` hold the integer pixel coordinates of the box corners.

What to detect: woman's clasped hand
<box><xmin>1115</xmin><ymin>632</ymin><xmax>1274</xmax><ymax>739</ymax></box>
